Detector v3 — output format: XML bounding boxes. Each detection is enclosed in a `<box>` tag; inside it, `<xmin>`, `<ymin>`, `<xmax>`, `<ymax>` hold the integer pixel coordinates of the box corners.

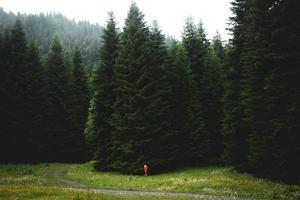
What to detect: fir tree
<box><xmin>110</xmin><ymin>3</ymin><xmax>153</xmax><ymax>173</ymax></box>
<box><xmin>239</xmin><ymin>0</ymin><xmax>272</xmax><ymax>177</ymax></box>
<box><xmin>182</xmin><ymin>18</ymin><xmax>208</xmax><ymax>84</ymax></box>
<box><xmin>69</xmin><ymin>46</ymin><xmax>89</xmax><ymax>161</ymax></box>
<box><xmin>43</xmin><ymin>34</ymin><xmax>73</xmax><ymax>161</ymax></box>
<box><xmin>212</xmin><ymin>32</ymin><xmax>225</xmax><ymax>61</ymax></box>
<box><xmin>2</xmin><ymin>20</ymin><xmax>28</xmax><ymax>162</ymax></box>
<box><xmin>241</xmin><ymin>0</ymin><xmax>300</xmax><ymax>182</ymax></box>
<box><xmin>201</xmin><ymin>37</ymin><xmax>225</xmax><ymax>160</ymax></box>
<box><xmin>164</xmin><ymin>42</ymin><xmax>190</xmax><ymax>164</ymax></box>
<box><xmin>110</xmin><ymin>3</ymin><xmax>176</xmax><ymax>173</ymax></box>
<box><xmin>182</xmin><ymin>18</ymin><xmax>222</xmax><ymax>162</ymax></box>
<box><xmin>23</xmin><ymin>41</ymin><xmax>46</xmax><ymax>161</ymax></box>
<box><xmin>89</xmin><ymin>12</ymin><xmax>119</xmax><ymax>170</ymax></box>
<box><xmin>222</xmin><ymin>0</ymin><xmax>249</xmax><ymax>166</ymax></box>
<box><xmin>265</xmin><ymin>0</ymin><xmax>300</xmax><ymax>183</ymax></box>
<box><xmin>166</xmin><ymin>42</ymin><xmax>210</xmax><ymax>165</ymax></box>
<box><xmin>139</xmin><ymin>22</ymin><xmax>176</xmax><ymax>172</ymax></box>
<box><xmin>0</xmin><ymin>30</ymin><xmax>10</xmax><ymax>162</ymax></box>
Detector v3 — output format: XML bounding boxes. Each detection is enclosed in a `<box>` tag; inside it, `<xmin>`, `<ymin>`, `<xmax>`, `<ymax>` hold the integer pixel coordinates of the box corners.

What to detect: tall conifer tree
<box><xmin>165</xmin><ymin>42</ymin><xmax>209</xmax><ymax>165</ymax></box>
<box><xmin>140</xmin><ymin>22</ymin><xmax>176</xmax><ymax>172</ymax></box>
<box><xmin>0</xmin><ymin>30</ymin><xmax>11</xmax><ymax>162</ymax></box>
<box><xmin>182</xmin><ymin>18</ymin><xmax>222</xmax><ymax>162</ymax></box>
<box><xmin>43</xmin><ymin>34</ymin><xmax>72</xmax><ymax>161</ymax></box>
<box><xmin>4</xmin><ymin>20</ymin><xmax>28</xmax><ymax>162</ymax></box>
<box><xmin>68</xmin><ymin>46</ymin><xmax>89</xmax><ymax>161</ymax></box>
<box><xmin>23</xmin><ymin>42</ymin><xmax>46</xmax><ymax>161</ymax></box>
<box><xmin>182</xmin><ymin>18</ymin><xmax>208</xmax><ymax>84</ymax></box>
<box><xmin>222</xmin><ymin>0</ymin><xmax>249</xmax><ymax>166</ymax></box>
<box><xmin>89</xmin><ymin>12</ymin><xmax>119</xmax><ymax>170</ymax></box>
<box><xmin>264</xmin><ymin>0</ymin><xmax>300</xmax><ymax>183</ymax></box>
<box><xmin>110</xmin><ymin>3</ymin><xmax>154</xmax><ymax>173</ymax></box>
<box><xmin>241</xmin><ymin>0</ymin><xmax>300</xmax><ymax>182</ymax></box>
<box><xmin>201</xmin><ymin>34</ymin><xmax>225</xmax><ymax>160</ymax></box>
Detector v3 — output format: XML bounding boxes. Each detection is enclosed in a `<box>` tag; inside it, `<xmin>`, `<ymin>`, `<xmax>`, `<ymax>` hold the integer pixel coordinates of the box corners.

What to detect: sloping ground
<box><xmin>86</xmin><ymin>188</ymin><xmax>255</xmax><ymax>200</ymax></box>
<box><xmin>36</xmin><ymin>164</ymin><xmax>255</xmax><ymax>199</ymax></box>
<box><xmin>0</xmin><ymin>185</ymin><xmax>200</xmax><ymax>200</ymax></box>
<box><xmin>0</xmin><ymin>163</ymin><xmax>299</xmax><ymax>200</ymax></box>
<box><xmin>0</xmin><ymin>164</ymin><xmax>197</xmax><ymax>200</ymax></box>
<box><xmin>65</xmin><ymin>162</ymin><xmax>299</xmax><ymax>199</ymax></box>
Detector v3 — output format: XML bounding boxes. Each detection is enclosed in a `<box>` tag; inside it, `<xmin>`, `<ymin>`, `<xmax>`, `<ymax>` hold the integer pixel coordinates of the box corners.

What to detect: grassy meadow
<box><xmin>0</xmin><ymin>164</ymin><xmax>196</xmax><ymax>200</ymax></box>
<box><xmin>0</xmin><ymin>184</ymin><xmax>196</xmax><ymax>200</ymax></box>
<box><xmin>0</xmin><ymin>162</ymin><xmax>299</xmax><ymax>200</ymax></box>
<box><xmin>67</xmin><ymin>162</ymin><xmax>299</xmax><ymax>199</ymax></box>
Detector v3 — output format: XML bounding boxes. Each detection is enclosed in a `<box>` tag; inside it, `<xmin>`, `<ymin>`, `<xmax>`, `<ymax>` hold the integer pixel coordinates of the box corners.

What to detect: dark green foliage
<box><xmin>42</xmin><ymin>34</ymin><xmax>73</xmax><ymax>161</ymax></box>
<box><xmin>105</xmin><ymin>4</ymin><xmax>185</xmax><ymax>173</ymax></box>
<box><xmin>0</xmin><ymin>30</ymin><xmax>11</xmax><ymax>162</ymax></box>
<box><xmin>109</xmin><ymin>3</ymin><xmax>154</xmax><ymax>173</ymax></box>
<box><xmin>69</xmin><ymin>46</ymin><xmax>89</xmax><ymax>161</ymax></box>
<box><xmin>265</xmin><ymin>0</ymin><xmax>300</xmax><ymax>182</ymax></box>
<box><xmin>88</xmin><ymin>13</ymin><xmax>119</xmax><ymax>170</ymax></box>
<box><xmin>22</xmin><ymin>42</ymin><xmax>47</xmax><ymax>161</ymax></box>
<box><xmin>221</xmin><ymin>0</ymin><xmax>249</xmax><ymax>166</ymax></box>
<box><xmin>211</xmin><ymin>32</ymin><xmax>225</xmax><ymax>61</ymax></box>
<box><xmin>0</xmin><ymin>1</ymin><xmax>298</xmax><ymax>184</ymax></box>
<box><xmin>242</xmin><ymin>0</ymin><xmax>300</xmax><ymax>182</ymax></box>
<box><xmin>0</xmin><ymin>20</ymin><xmax>28</xmax><ymax>162</ymax></box>
<box><xmin>0</xmin><ymin>21</ymin><xmax>47</xmax><ymax>162</ymax></box>
<box><xmin>166</xmin><ymin>42</ymin><xmax>209</xmax><ymax>165</ymax></box>
<box><xmin>0</xmin><ymin>8</ymin><xmax>103</xmax><ymax>71</ymax></box>
<box><xmin>239</xmin><ymin>0</ymin><xmax>273</xmax><ymax>177</ymax></box>
<box><xmin>221</xmin><ymin>46</ymin><xmax>248</xmax><ymax>166</ymax></box>
<box><xmin>42</xmin><ymin>35</ymin><xmax>87</xmax><ymax>162</ymax></box>
<box><xmin>181</xmin><ymin>19</ymin><xmax>211</xmax><ymax>163</ymax></box>
<box><xmin>182</xmin><ymin>18</ymin><xmax>224</xmax><ymax>163</ymax></box>
<box><xmin>182</xmin><ymin>18</ymin><xmax>208</xmax><ymax>83</ymax></box>
<box><xmin>141</xmin><ymin>24</ymin><xmax>179</xmax><ymax>172</ymax></box>
<box><xmin>201</xmin><ymin>35</ymin><xmax>225</xmax><ymax>161</ymax></box>
<box><xmin>0</xmin><ymin>20</ymin><xmax>91</xmax><ymax>163</ymax></box>
<box><xmin>222</xmin><ymin>0</ymin><xmax>300</xmax><ymax>183</ymax></box>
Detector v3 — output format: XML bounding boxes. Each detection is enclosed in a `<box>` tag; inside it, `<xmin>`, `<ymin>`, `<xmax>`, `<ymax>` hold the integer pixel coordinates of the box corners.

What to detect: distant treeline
<box><xmin>0</xmin><ymin>0</ymin><xmax>299</xmax><ymax>184</ymax></box>
<box><xmin>0</xmin><ymin>8</ymin><xmax>103</xmax><ymax>71</ymax></box>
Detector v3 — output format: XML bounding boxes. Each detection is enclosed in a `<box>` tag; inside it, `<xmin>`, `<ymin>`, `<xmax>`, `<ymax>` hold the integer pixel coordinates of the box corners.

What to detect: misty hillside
<box><xmin>1</xmin><ymin>0</ymin><xmax>299</xmax><ymax>189</ymax></box>
<box><xmin>0</xmin><ymin>8</ymin><xmax>103</xmax><ymax>70</ymax></box>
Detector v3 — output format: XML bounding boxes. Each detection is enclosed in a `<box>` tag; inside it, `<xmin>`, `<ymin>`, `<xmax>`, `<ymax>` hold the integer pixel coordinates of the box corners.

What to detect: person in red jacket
<box><xmin>144</xmin><ymin>164</ymin><xmax>148</xmax><ymax>176</ymax></box>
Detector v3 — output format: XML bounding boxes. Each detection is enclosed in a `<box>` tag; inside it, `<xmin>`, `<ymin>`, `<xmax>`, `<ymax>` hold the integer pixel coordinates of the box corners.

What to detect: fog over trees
<box><xmin>0</xmin><ymin>0</ymin><xmax>299</xmax><ymax>184</ymax></box>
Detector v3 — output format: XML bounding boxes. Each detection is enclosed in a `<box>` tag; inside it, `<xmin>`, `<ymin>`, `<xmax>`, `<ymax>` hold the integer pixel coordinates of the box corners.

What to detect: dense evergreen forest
<box><xmin>0</xmin><ymin>8</ymin><xmax>103</xmax><ymax>70</ymax></box>
<box><xmin>0</xmin><ymin>0</ymin><xmax>299</xmax><ymax>184</ymax></box>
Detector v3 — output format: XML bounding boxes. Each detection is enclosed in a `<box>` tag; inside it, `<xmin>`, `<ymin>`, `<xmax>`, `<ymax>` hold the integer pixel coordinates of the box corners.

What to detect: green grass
<box><xmin>66</xmin><ymin>162</ymin><xmax>300</xmax><ymax>200</ymax></box>
<box><xmin>0</xmin><ymin>162</ymin><xmax>299</xmax><ymax>200</ymax></box>
<box><xmin>0</xmin><ymin>184</ymin><xmax>195</xmax><ymax>200</ymax></box>
<box><xmin>0</xmin><ymin>163</ymin><xmax>198</xmax><ymax>200</ymax></box>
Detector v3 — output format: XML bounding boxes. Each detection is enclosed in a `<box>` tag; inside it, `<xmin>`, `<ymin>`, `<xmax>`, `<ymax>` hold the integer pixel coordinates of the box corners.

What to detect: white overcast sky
<box><xmin>0</xmin><ymin>0</ymin><xmax>232</xmax><ymax>40</ymax></box>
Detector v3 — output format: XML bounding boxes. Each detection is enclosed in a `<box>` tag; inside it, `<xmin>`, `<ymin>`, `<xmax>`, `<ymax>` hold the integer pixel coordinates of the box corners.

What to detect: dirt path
<box><xmin>83</xmin><ymin>188</ymin><xmax>257</xmax><ymax>200</ymax></box>
<box><xmin>42</xmin><ymin>165</ymin><xmax>257</xmax><ymax>200</ymax></box>
<box><xmin>41</xmin><ymin>164</ymin><xmax>85</xmax><ymax>188</ymax></box>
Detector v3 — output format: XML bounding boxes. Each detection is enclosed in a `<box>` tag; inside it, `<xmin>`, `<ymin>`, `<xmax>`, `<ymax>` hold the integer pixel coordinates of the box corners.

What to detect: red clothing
<box><xmin>144</xmin><ymin>165</ymin><xmax>148</xmax><ymax>173</ymax></box>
